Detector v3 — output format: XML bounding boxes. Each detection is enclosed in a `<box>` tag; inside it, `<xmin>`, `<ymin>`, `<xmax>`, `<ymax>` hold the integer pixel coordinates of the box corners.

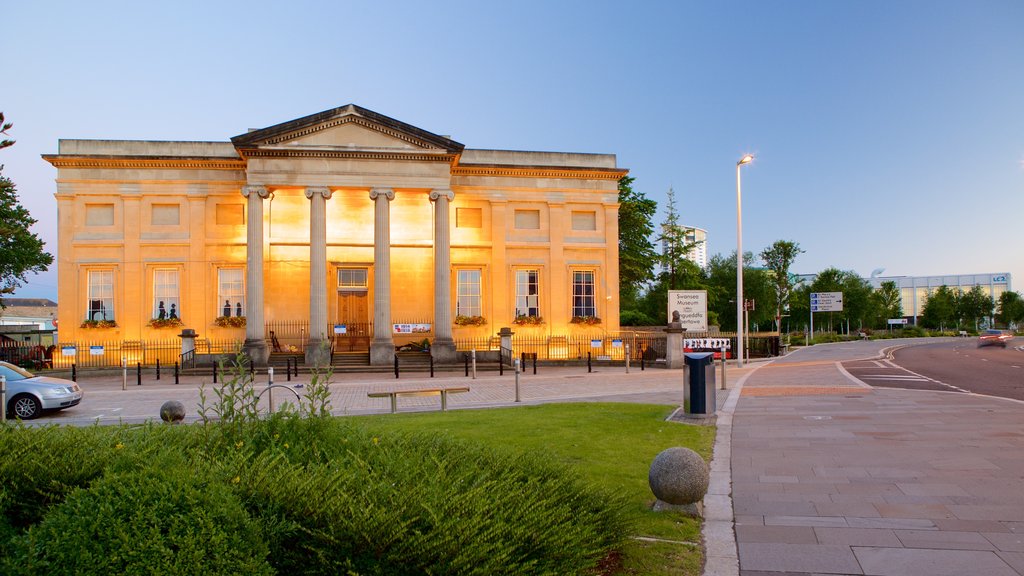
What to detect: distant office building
<box><xmin>866</xmin><ymin>273</ymin><xmax>1012</xmax><ymax>321</ymax></box>
<box><xmin>660</xmin><ymin>225</ymin><xmax>708</xmax><ymax>269</ymax></box>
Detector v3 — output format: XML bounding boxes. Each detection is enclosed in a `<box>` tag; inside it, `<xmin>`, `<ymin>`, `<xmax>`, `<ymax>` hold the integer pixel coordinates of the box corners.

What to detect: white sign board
<box><xmin>611</xmin><ymin>339</ymin><xmax>623</xmax><ymax>348</ymax></box>
<box><xmin>887</xmin><ymin>318</ymin><xmax>908</xmax><ymax>325</ymax></box>
<box><xmin>810</xmin><ymin>291</ymin><xmax>844</xmax><ymax>312</ymax></box>
<box><xmin>393</xmin><ymin>323</ymin><xmax>431</xmax><ymax>334</ymax></box>
<box><xmin>334</xmin><ymin>324</ymin><xmax>347</xmax><ymax>334</ymax></box>
<box><xmin>591</xmin><ymin>339</ymin><xmax>603</xmax><ymax>348</ymax></box>
<box><xmin>61</xmin><ymin>346</ymin><xmax>77</xmax><ymax>356</ymax></box>
<box><xmin>89</xmin><ymin>345</ymin><xmax>105</xmax><ymax>356</ymax></box>
<box><xmin>684</xmin><ymin>338</ymin><xmax>732</xmax><ymax>350</ymax></box>
<box><xmin>668</xmin><ymin>290</ymin><xmax>708</xmax><ymax>331</ymax></box>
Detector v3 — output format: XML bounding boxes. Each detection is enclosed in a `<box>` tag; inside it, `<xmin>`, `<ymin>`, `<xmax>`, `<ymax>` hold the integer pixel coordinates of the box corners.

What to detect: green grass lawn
<box><xmin>359</xmin><ymin>402</ymin><xmax>716</xmax><ymax>576</ymax></box>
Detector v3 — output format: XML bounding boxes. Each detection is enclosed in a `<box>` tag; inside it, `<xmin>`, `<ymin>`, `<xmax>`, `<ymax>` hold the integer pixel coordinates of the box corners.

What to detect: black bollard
<box><xmin>174</xmin><ymin>361</ymin><xmax>179</xmax><ymax>385</ymax></box>
<box><xmin>587</xmin><ymin>352</ymin><xmax>592</xmax><ymax>373</ymax></box>
<box><xmin>641</xmin><ymin>347</ymin><xmax>646</xmax><ymax>371</ymax></box>
<box><xmin>292</xmin><ymin>357</ymin><xmax>298</xmax><ymax>378</ymax></box>
<box><xmin>213</xmin><ymin>363</ymin><xmax>218</xmax><ymax>384</ymax></box>
<box><xmin>394</xmin><ymin>355</ymin><xmax>399</xmax><ymax>379</ymax></box>
<box><xmin>156</xmin><ymin>358</ymin><xmax>161</xmax><ymax>381</ymax></box>
<box><xmin>71</xmin><ymin>363</ymin><xmax>76</xmax><ymax>382</ymax></box>
<box><xmin>499</xmin><ymin>355</ymin><xmax>504</xmax><ymax>376</ymax></box>
<box><xmin>532</xmin><ymin>353</ymin><xmax>537</xmax><ymax>375</ymax></box>
<box><xmin>430</xmin><ymin>354</ymin><xmax>435</xmax><ymax>378</ymax></box>
<box><xmin>286</xmin><ymin>358</ymin><xmax>292</xmax><ymax>381</ymax></box>
<box><xmin>137</xmin><ymin>362</ymin><xmax>142</xmax><ymax>386</ymax></box>
<box><xmin>464</xmin><ymin>354</ymin><xmax>469</xmax><ymax>377</ymax></box>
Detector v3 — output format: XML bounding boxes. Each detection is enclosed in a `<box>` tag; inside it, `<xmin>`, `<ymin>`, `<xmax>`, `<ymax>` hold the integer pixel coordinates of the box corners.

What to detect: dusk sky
<box><xmin>3</xmin><ymin>0</ymin><xmax>1022</xmax><ymax>301</ymax></box>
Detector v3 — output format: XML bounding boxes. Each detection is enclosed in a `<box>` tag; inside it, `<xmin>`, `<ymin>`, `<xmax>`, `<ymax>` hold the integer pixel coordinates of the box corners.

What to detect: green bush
<box><xmin>5</xmin><ymin>463</ymin><xmax>272</xmax><ymax>576</ymax></box>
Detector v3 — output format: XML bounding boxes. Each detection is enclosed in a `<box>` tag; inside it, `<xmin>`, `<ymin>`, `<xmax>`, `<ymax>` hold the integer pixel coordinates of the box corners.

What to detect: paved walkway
<box><xmin>714</xmin><ymin>340</ymin><xmax>1024</xmax><ymax>576</ymax></box>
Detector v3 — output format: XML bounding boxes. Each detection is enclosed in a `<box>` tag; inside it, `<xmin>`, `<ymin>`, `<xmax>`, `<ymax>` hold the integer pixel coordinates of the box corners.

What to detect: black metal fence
<box><xmin>0</xmin><ymin>339</ymin><xmax>243</xmax><ymax>370</ymax></box>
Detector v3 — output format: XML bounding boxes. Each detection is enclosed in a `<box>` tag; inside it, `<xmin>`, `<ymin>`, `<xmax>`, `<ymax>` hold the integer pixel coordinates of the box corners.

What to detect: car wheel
<box><xmin>10</xmin><ymin>394</ymin><xmax>42</xmax><ymax>420</ymax></box>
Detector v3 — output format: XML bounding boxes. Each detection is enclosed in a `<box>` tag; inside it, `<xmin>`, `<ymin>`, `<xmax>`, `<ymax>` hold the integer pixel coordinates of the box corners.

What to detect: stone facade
<box><xmin>44</xmin><ymin>105</ymin><xmax>626</xmax><ymax>364</ymax></box>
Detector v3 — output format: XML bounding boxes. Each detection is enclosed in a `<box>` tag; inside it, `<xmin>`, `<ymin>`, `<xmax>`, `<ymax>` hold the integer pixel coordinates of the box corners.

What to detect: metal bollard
<box><xmin>471</xmin><ymin>349</ymin><xmax>477</xmax><ymax>380</ymax></box>
<box><xmin>587</xmin><ymin>352</ymin><xmax>592</xmax><ymax>373</ymax></box>
<box><xmin>625</xmin><ymin>343</ymin><xmax>630</xmax><ymax>374</ymax></box>
<box><xmin>514</xmin><ymin>358</ymin><xmax>521</xmax><ymax>403</ymax></box>
<box><xmin>122</xmin><ymin>357</ymin><xmax>127</xmax><ymax>391</ymax></box>
<box><xmin>267</xmin><ymin>367</ymin><xmax>275</xmax><ymax>413</ymax></box>
<box><xmin>641</xmin><ymin>347</ymin><xmax>646</xmax><ymax>371</ymax></box>
<box><xmin>174</xmin><ymin>361</ymin><xmax>179</xmax><ymax>385</ymax></box>
<box><xmin>137</xmin><ymin>362</ymin><xmax>142</xmax><ymax>386</ymax></box>
<box><xmin>430</xmin><ymin>355</ymin><xmax>434</xmax><ymax>378</ymax></box>
<box><xmin>71</xmin><ymin>363</ymin><xmax>77</xmax><ymax>382</ymax></box>
<box><xmin>1</xmin><ymin>374</ymin><xmax>6</xmax><ymax>423</ymax></box>
<box><xmin>287</xmin><ymin>358</ymin><xmax>292</xmax><ymax>382</ymax></box>
<box><xmin>156</xmin><ymin>358</ymin><xmax>161</xmax><ymax>380</ymax></box>
<box><xmin>720</xmin><ymin>347</ymin><xmax>727</xmax><ymax>390</ymax></box>
<box><xmin>213</xmin><ymin>363</ymin><xmax>218</xmax><ymax>384</ymax></box>
<box><xmin>464</xmin><ymin>354</ymin><xmax>469</xmax><ymax>377</ymax></box>
<box><xmin>499</xmin><ymin>357</ymin><xmax>503</xmax><ymax>376</ymax></box>
<box><xmin>394</xmin><ymin>355</ymin><xmax>399</xmax><ymax>379</ymax></box>
<box><xmin>532</xmin><ymin>353</ymin><xmax>537</xmax><ymax>375</ymax></box>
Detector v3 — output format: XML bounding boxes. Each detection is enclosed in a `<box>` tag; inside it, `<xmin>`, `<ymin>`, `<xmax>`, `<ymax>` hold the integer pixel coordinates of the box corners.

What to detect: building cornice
<box><xmin>236</xmin><ymin>148</ymin><xmax>458</xmax><ymax>163</ymax></box>
<box><xmin>42</xmin><ymin>155</ymin><xmax>246</xmax><ymax>171</ymax></box>
<box><xmin>452</xmin><ymin>164</ymin><xmax>628</xmax><ymax>181</ymax></box>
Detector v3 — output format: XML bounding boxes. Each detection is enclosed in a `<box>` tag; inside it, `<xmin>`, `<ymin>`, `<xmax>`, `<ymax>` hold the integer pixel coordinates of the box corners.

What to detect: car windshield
<box><xmin>0</xmin><ymin>362</ymin><xmax>33</xmax><ymax>381</ymax></box>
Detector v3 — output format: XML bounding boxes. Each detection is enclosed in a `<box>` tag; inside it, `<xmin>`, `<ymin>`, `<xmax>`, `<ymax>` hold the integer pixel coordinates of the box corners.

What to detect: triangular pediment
<box><xmin>231</xmin><ymin>104</ymin><xmax>464</xmax><ymax>155</ymax></box>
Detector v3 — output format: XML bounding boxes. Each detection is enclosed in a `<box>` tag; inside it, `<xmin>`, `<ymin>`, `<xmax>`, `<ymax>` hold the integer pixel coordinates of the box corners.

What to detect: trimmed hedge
<box><xmin>0</xmin><ymin>416</ymin><xmax>628</xmax><ymax>575</ymax></box>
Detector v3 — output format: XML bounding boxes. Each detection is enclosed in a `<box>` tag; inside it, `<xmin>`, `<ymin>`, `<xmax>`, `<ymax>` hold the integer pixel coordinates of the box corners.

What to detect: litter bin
<box><xmin>684</xmin><ymin>352</ymin><xmax>716</xmax><ymax>416</ymax></box>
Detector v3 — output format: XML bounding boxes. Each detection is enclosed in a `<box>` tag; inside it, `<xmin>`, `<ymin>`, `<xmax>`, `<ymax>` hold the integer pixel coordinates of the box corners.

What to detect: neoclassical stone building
<box><xmin>45</xmin><ymin>105</ymin><xmax>626</xmax><ymax>365</ymax></box>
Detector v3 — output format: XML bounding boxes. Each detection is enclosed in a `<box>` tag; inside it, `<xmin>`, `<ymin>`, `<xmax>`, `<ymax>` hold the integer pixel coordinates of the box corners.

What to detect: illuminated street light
<box><xmin>736</xmin><ymin>153</ymin><xmax>754</xmax><ymax>367</ymax></box>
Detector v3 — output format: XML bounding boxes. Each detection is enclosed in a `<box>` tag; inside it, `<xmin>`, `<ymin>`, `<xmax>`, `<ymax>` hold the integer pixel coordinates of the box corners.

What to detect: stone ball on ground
<box><xmin>648</xmin><ymin>447</ymin><xmax>709</xmax><ymax>505</ymax></box>
<box><xmin>160</xmin><ymin>400</ymin><xmax>186</xmax><ymax>424</ymax></box>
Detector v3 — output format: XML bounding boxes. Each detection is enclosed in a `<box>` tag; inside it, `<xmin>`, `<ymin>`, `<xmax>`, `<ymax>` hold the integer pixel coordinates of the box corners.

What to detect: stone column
<box><xmin>241</xmin><ymin>185</ymin><xmax>270</xmax><ymax>366</ymax></box>
<box><xmin>430</xmin><ymin>188</ymin><xmax>457</xmax><ymax>362</ymax></box>
<box><xmin>305</xmin><ymin>186</ymin><xmax>333</xmax><ymax>367</ymax></box>
<box><xmin>369</xmin><ymin>188</ymin><xmax>395</xmax><ymax>366</ymax></box>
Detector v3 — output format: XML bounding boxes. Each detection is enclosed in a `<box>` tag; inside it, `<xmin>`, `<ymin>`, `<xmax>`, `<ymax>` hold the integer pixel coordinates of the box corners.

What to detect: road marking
<box><xmin>871</xmin><ymin>360</ymin><xmax>886</xmax><ymax>368</ymax></box>
<box><xmin>860</xmin><ymin>375</ymin><xmax>930</xmax><ymax>381</ymax></box>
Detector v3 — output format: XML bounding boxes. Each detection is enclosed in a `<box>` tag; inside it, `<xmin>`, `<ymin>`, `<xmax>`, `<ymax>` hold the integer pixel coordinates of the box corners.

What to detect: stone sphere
<box><xmin>160</xmin><ymin>400</ymin><xmax>186</xmax><ymax>424</ymax></box>
<box><xmin>649</xmin><ymin>447</ymin><xmax>709</xmax><ymax>505</ymax></box>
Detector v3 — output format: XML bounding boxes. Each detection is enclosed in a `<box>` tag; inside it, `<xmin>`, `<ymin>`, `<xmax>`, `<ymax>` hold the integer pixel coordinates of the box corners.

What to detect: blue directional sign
<box><xmin>810</xmin><ymin>292</ymin><xmax>843</xmax><ymax>312</ymax></box>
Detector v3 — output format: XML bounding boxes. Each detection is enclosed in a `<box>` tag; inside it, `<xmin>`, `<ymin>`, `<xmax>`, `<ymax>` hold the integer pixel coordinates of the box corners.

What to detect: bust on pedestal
<box><xmin>664</xmin><ymin>311</ymin><xmax>687</xmax><ymax>369</ymax></box>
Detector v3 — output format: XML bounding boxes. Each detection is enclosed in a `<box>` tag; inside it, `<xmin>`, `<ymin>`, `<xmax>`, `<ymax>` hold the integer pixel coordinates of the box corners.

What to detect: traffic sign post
<box><xmin>809</xmin><ymin>292</ymin><xmax>844</xmax><ymax>342</ymax></box>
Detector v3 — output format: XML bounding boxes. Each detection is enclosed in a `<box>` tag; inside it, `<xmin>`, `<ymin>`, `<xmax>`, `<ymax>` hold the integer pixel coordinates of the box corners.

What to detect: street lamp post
<box><xmin>736</xmin><ymin>153</ymin><xmax>754</xmax><ymax>368</ymax></box>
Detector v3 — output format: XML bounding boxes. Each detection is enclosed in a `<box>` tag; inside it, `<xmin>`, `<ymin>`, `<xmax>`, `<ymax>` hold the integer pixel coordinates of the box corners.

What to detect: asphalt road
<box><xmin>842</xmin><ymin>337</ymin><xmax>1024</xmax><ymax>400</ymax></box>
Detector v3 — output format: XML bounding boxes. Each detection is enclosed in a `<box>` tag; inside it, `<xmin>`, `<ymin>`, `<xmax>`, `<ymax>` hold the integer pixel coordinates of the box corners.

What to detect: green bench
<box><xmin>367</xmin><ymin>387</ymin><xmax>470</xmax><ymax>413</ymax></box>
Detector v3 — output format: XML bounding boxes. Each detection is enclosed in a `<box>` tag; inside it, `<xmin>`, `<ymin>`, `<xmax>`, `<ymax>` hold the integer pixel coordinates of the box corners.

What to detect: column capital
<box><xmin>369</xmin><ymin>187</ymin><xmax>394</xmax><ymax>201</ymax></box>
<box><xmin>241</xmin><ymin>185</ymin><xmax>270</xmax><ymax>199</ymax></box>
<box><xmin>304</xmin><ymin>186</ymin><xmax>333</xmax><ymax>200</ymax></box>
<box><xmin>429</xmin><ymin>188</ymin><xmax>455</xmax><ymax>202</ymax></box>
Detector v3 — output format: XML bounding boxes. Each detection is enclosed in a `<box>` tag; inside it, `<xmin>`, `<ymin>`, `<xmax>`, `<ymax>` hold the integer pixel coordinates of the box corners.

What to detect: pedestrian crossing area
<box><xmin>840</xmin><ymin>358</ymin><xmax>968</xmax><ymax>393</ymax></box>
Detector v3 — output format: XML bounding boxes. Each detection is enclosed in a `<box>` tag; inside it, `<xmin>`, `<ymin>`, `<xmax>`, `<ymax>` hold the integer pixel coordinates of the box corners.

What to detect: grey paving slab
<box><xmin>984</xmin><ymin>532</ymin><xmax>1024</xmax><ymax>552</ymax></box>
<box><xmin>894</xmin><ymin>529</ymin><xmax>996</xmax><ymax>550</ymax></box>
<box><xmin>738</xmin><ymin>542</ymin><xmax>863</xmax><ymax>574</ymax></box>
<box><xmin>735</xmin><ymin>525</ymin><xmax>818</xmax><ymax>544</ymax></box>
<box><xmin>852</xmin><ymin>546</ymin><xmax>1018</xmax><ymax>576</ymax></box>
<box><xmin>813</xmin><ymin>527</ymin><xmax>901</xmax><ymax>547</ymax></box>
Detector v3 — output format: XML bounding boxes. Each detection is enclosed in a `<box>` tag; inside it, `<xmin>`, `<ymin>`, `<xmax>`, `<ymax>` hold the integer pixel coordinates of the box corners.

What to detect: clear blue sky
<box><xmin>3</xmin><ymin>0</ymin><xmax>1022</xmax><ymax>301</ymax></box>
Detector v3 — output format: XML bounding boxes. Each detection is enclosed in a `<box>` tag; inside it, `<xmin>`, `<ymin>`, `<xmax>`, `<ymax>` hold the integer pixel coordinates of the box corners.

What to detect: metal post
<box><xmin>499</xmin><ymin>356</ymin><xmax>503</xmax><ymax>376</ymax></box>
<box><xmin>156</xmin><ymin>358</ymin><xmax>161</xmax><ymax>380</ymax></box>
<box><xmin>587</xmin><ymin>352</ymin><xmax>592</xmax><ymax>373</ymax></box>
<box><xmin>213</xmin><ymin>363</ymin><xmax>218</xmax><ymax>384</ymax></box>
<box><xmin>430</xmin><ymin>354</ymin><xmax>434</xmax><ymax>378</ymax></box>
<box><xmin>625</xmin><ymin>343</ymin><xmax>630</xmax><ymax>373</ymax></box>
<box><xmin>720</xmin><ymin>346</ymin><xmax>727</xmax><ymax>390</ymax></box>
<box><xmin>532</xmin><ymin>353</ymin><xmax>537</xmax><ymax>375</ymax></box>
<box><xmin>464</xmin><ymin>354</ymin><xmax>469</xmax><ymax>377</ymax></box>
<box><xmin>1</xmin><ymin>375</ymin><xmax>6</xmax><ymax>424</ymax></box>
<box><xmin>514</xmin><ymin>358</ymin><xmax>521</xmax><ymax>403</ymax></box>
<box><xmin>641</xmin><ymin>348</ymin><xmax>645</xmax><ymax>371</ymax></box>
<box><xmin>71</xmin><ymin>363</ymin><xmax>76</xmax><ymax>382</ymax></box>
<box><xmin>122</xmin><ymin>357</ymin><xmax>127</xmax><ymax>391</ymax></box>
<box><xmin>137</xmin><ymin>362</ymin><xmax>142</xmax><ymax>386</ymax></box>
<box><xmin>287</xmin><ymin>358</ymin><xmax>292</xmax><ymax>381</ymax></box>
<box><xmin>174</xmin><ymin>361</ymin><xmax>179</xmax><ymax>385</ymax></box>
<box><xmin>267</xmin><ymin>367</ymin><xmax>275</xmax><ymax>413</ymax></box>
<box><xmin>394</xmin><ymin>355</ymin><xmax>399</xmax><ymax>379</ymax></box>
<box><xmin>471</xmin><ymin>349</ymin><xmax>477</xmax><ymax>379</ymax></box>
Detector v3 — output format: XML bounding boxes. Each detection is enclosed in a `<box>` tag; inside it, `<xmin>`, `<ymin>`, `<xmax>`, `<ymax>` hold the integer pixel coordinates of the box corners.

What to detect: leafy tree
<box><xmin>616</xmin><ymin>176</ymin><xmax>658</xmax><ymax>307</ymax></box>
<box><xmin>996</xmin><ymin>291</ymin><xmax>1024</xmax><ymax>328</ymax></box>
<box><xmin>759</xmin><ymin>240</ymin><xmax>803</xmax><ymax>331</ymax></box>
<box><xmin>702</xmin><ymin>251</ymin><xmax>772</xmax><ymax>332</ymax></box>
<box><xmin>0</xmin><ymin>112</ymin><xmax>13</xmax><ymax>150</ymax></box>
<box><xmin>656</xmin><ymin>187</ymin><xmax>701</xmax><ymax>290</ymax></box>
<box><xmin>0</xmin><ymin>116</ymin><xmax>53</xmax><ymax>304</ymax></box>
<box><xmin>957</xmin><ymin>285</ymin><xmax>994</xmax><ymax>330</ymax></box>
<box><xmin>869</xmin><ymin>280</ymin><xmax>903</xmax><ymax>328</ymax></box>
<box><xmin>920</xmin><ymin>286</ymin><xmax>957</xmax><ymax>330</ymax></box>
<box><xmin>804</xmin><ymin>268</ymin><xmax>871</xmax><ymax>333</ymax></box>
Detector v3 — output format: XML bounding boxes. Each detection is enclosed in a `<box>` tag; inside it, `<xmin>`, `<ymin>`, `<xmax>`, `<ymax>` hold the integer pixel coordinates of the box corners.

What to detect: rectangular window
<box><xmin>85</xmin><ymin>204</ymin><xmax>115</xmax><ymax>226</ymax></box>
<box><xmin>151</xmin><ymin>204</ymin><xmax>180</xmax><ymax>226</ymax></box>
<box><xmin>338</xmin><ymin>268</ymin><xmax>368</xmax><ymax>289</ymax></box>
<box><xmin>216</xmin><ymin>203</ymin><xmax>245</xmax><ymax>225</ymax></box>
<box><xmin>571</xmin><ymin>211</ymin><xmax>596</xmax><ymax>231</ymax></box>
<box><xmin>457</xmin><ymin>269</ymin><xmax>482</xmax><ymax>317</ymax></box>
<box><xmin>515</xmin><ymin>270</ymin><xmax>540</xmax><ymax>318</ymax></box>
<box><xmin>456</xmin><ymin>207</ymin><xmax>482</xmax><ymax>228</ymax></box>
<box><xmin>217</xmin><ymin>269</ymin><xmax>245</xmax><ymax>318</ymax></box>
<box><xmin>514</xmin><ymin>209</ymin><xmax>540</xmax><ymax>230</ymax></box>
<box><xmin>572</xmin><ymin>271</ymin><xmax>596</xmax><ymax>318</ymax></box>
<box><xmin>87</xmin><ymin>270</ymin><xmax>115</xmax><ymax>321</ymax></box>
<box><xmin>153</xmin><ymin>270</ymin><xmax>181</xmax><ymax>320</ymax></box>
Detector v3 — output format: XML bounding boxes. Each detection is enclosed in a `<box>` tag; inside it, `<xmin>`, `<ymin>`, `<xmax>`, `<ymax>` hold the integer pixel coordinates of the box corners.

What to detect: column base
<box><xmin>305</xmin><ymin>339</ymin><xmax>331</xmax><ymax>368</ymax></box>
<box><xmin>243</xmin><ymin>339</ymin><xmax>269</xmax><ymax>367</ymax></box>
<box><xmin>430</xmin><ymin>339</ymin><xmax>458</xmax><ymax>363</ymax></box>
<box><xmin>370</xmin><ymin>340</ymin><xmax>395</xmax><ymax>366</ymax></box>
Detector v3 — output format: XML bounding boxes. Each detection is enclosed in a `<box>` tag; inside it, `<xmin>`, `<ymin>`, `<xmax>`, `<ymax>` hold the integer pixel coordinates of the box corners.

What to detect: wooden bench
<box><xmin>367</xmin><ymin>387</ymin><xmax>470</xmax><ymax>413</ymax></box>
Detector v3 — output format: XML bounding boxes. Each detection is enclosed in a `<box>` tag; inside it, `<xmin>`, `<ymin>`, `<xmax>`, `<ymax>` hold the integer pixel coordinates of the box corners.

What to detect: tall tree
<box><xmin>656</xmin><ymin>187</ymin><xmax>701</xmax><ymax>290</ymax></box>
<box><xmin>869</xmin><ymin>280</ymin><xmax>903</xmax><ymax>328</ymax></box>
<box><xmin>616</xmin><ymin>176</ymin><xmax>658</xmax><ymax>305</ymax></box>
<box><xmin>0</xmin><ymin>115</ymin><xmax>54</xmax><ymax>304</ymax></box>
<box><xmin>957</xmin><ymin>285</ymin><xmax>994</xmax><ymax>330</ymax></box>
<box><xmin>759</xmin><ymin>240</ymin><xmax>803</xmax><ymax>331</ymax></box>
<box><xmin>920</xmin><ymin>286</ymin><xmax>957</xmax><ymax>330</ymax></box>
<box><xmin>996</xmin><ymin>291</ymin><xmax>1024</xmax><ymax>328</ymax></box>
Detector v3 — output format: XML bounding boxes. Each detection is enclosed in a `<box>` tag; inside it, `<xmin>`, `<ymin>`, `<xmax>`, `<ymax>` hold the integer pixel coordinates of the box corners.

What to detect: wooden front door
<box><xmin>336</xmin><ymin>291</ymin><xmax>370</xmax><ymax>351</ymax></box>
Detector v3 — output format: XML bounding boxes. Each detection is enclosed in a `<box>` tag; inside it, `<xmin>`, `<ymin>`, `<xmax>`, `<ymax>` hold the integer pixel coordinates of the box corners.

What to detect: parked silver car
<box><xmin>0</xmin><ymin>361</ymin><xmax>83</xmax><ymax>420</ymax></box>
